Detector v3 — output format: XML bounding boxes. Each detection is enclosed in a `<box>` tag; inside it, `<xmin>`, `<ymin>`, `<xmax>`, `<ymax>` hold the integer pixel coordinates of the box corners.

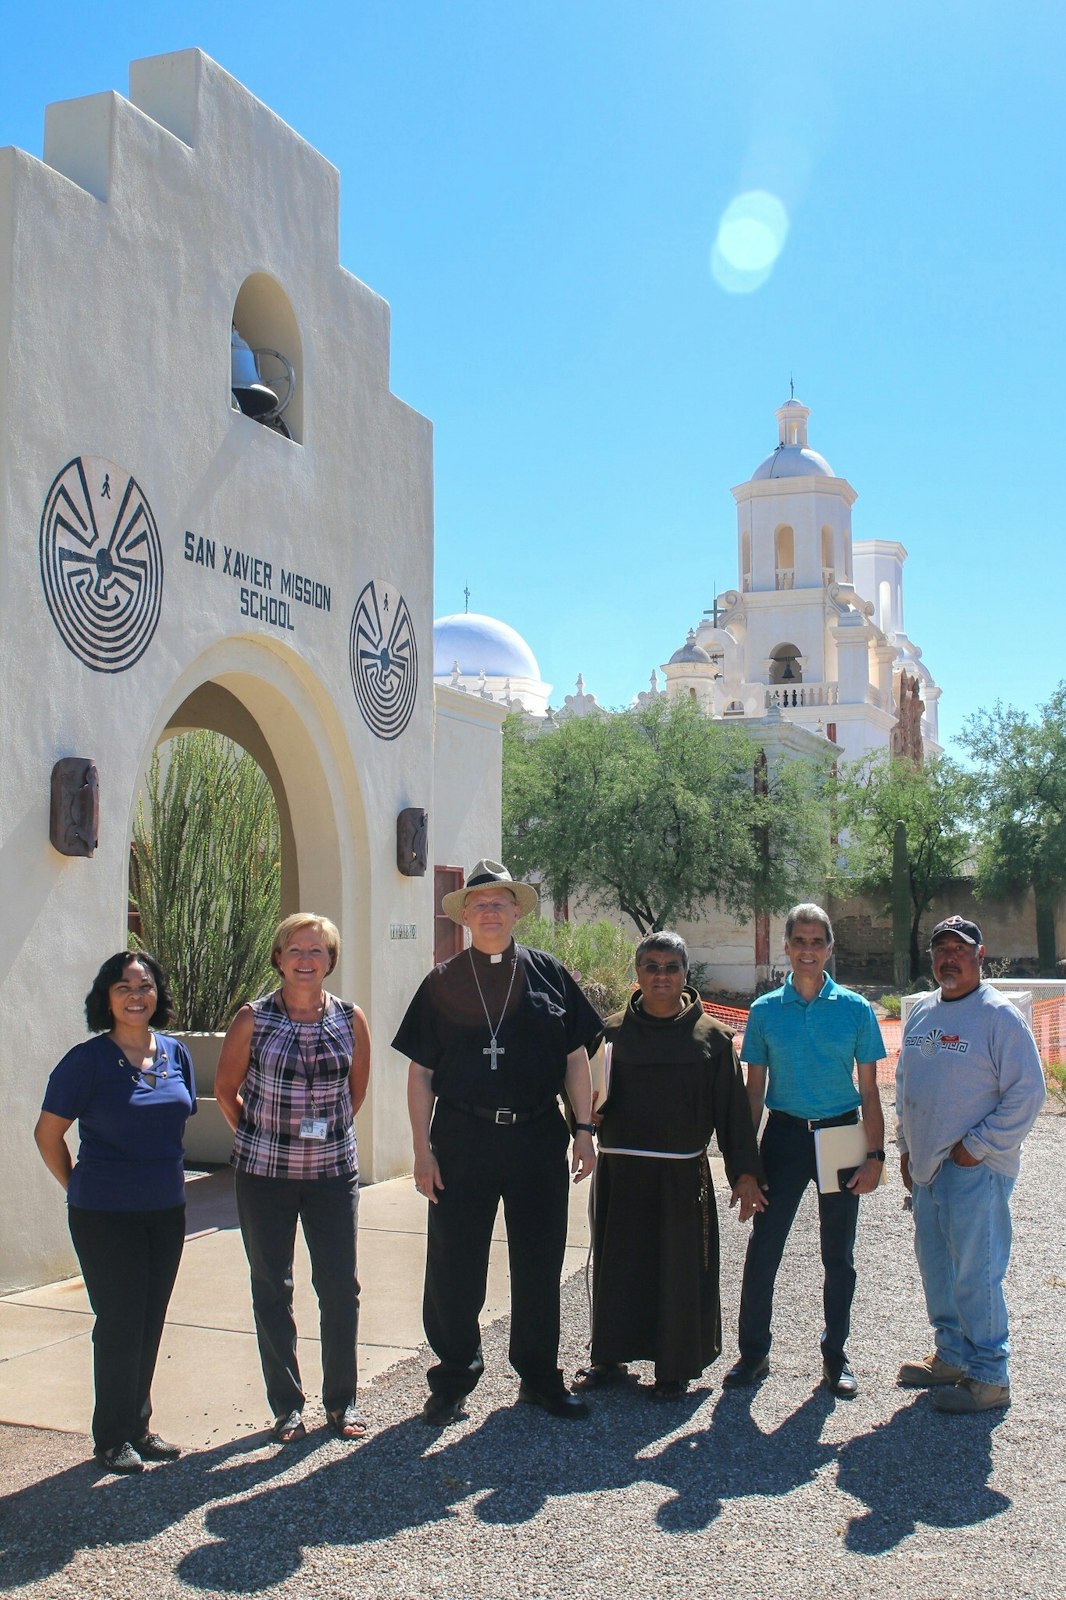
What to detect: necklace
<box><xmin>469</xmin><ymin>948</ymin><xmax>519</xmax><ymax>1071</ymax></box>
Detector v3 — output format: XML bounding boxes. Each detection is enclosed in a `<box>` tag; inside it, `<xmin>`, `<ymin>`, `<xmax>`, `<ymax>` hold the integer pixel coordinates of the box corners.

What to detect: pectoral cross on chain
<box><xmin>469</xmin><ymin>948</ymin><xmax>519</xmax><ymax>1075</ymax></box>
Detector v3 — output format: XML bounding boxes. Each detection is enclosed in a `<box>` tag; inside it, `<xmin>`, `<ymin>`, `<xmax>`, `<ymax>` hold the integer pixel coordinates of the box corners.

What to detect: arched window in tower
<box><xmin>742</xmin><ymin>530</ymin><xmax>751</xmax><ymax>592</ymax></box>
<box><xmin>769</xmin><ymin>643</ymin><xmax>803</xmax><ymax>685</ymax></box>
<box><xmin>879</xmin><ymin>580</ymin><xmax>892</xmax><ymax>634</ymax></box>
<box><xmin>774</xmin><ymin>525</ymin><xmax>794</xmax><ymax>590</ymax></box>
<box><xmin>821</xmin><ymin>525</ymin><xmax>834</xmax><ymax>585</ymax></box>
<box><xmin>230</xmin><ymin>274</ymin><xmax>303</xmax><ymax>442</ymax></box>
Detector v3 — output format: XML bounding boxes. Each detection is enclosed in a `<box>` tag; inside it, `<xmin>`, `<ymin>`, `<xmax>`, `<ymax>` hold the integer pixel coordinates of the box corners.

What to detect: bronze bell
<box><xmin>231</xmin><ymin>326</ymin><xmax>279</xmax><ymax>418</ymax></box>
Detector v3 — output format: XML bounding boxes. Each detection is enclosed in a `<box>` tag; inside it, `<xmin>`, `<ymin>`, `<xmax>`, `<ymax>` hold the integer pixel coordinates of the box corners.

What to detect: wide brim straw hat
<box><xmin>442</xmin><ymin>859</ymin><xmax>539</xmax><ymax>924</ymax></box>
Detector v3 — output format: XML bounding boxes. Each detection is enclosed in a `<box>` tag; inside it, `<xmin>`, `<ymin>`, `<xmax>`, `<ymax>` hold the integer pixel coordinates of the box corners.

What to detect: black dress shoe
<box><xmin>722</xmin><ymin>1356</ymin><xmax>770</xmax><ymax>1388</ymax></box>
<box><xmin>421</xmin><ymin>1393</ymin><xmax>464</xmax><ymax>1426</ymax></box>
<box><xmin>823</xmin><ymin>1359</ymin><xmax>858</xmax><ymax>1398</ymax></box>
<box><xmin>94</xmin><ymin>1442</ymin><xmax>144</xmax><ymax>1475</ymax></box>
<box><xmin>517</xmin><ymin>1381</ymin><xmax>589</xmax><ymax>1419</ymax></box>
<box><xmin>134</xmin><ymin>1431</ymin><xmax>181</xmax><ymax>1461</ymax></box>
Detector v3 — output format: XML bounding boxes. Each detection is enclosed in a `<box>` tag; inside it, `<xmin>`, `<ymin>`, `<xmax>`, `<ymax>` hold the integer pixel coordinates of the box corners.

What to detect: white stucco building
<box><xmin>660</xmin><ymin>396</ymin><xmax>941</xmax><ymax>763</ymax></box>
<box><xmin>0</xmin><ymin>52</ymin><xmax>503</xmax><ymax>1290</ymax></box>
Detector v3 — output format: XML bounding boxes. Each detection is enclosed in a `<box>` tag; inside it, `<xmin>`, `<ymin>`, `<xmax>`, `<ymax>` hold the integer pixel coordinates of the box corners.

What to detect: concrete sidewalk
<box><xmin>0</xmin><ymin>1164</ymin><xmax>608</xmax><ymax>1449</ymax></box>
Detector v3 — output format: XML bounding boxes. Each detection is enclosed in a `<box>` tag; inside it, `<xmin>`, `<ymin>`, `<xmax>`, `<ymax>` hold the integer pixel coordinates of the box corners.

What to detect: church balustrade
<box><xmin>774</xmin><ymin>568</ymin><xmax>795</xmax><ymax>590</ymax></box>
<box><xmin>764</xmin><ymin>681</ymin><xmax>839</xmax><ymax>710</ymax></box>
<box><xmin>822</xmin><ymin>566</ymin><xmax>834</xmax><ymax>586</ymax></box>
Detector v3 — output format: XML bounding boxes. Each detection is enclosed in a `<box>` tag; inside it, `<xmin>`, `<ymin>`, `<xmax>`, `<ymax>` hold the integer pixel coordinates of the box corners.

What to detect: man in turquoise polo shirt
<box><xmin>723</xmin><ymin>903</ymin><xmax>886</xmax><ymax>1398</ymax></box>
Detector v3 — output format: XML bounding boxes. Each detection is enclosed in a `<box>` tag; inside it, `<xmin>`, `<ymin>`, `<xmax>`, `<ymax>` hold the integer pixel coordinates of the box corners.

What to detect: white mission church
<box><xmin>436</xmin><ymin>393</ymin><xmax>941</xmax><ymax>761</ymax></box>
<box><xmin>434</xmin><ymin>395</ymin><xmax>943</xmax><ymax>988</ymax></box>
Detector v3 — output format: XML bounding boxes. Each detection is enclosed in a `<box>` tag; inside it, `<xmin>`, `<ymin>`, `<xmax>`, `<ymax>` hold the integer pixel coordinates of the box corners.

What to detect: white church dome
<box><xmin>668</xmin><ymin>630</ymin><xmax>713</xmax><ymax>665</ymax></box>
<box><xmin>433</xmin><ymin>613</ymin><xmax>542</xmax><ymax>680</ymax></box>
<box><xmin>751</xmin><ymin>395</ymin><xmax>835</xmax><ymax>480</ymax></box>
<box><xmin>751</xmin><ymin>445</ymin><xmax>835</xmax><ymax>480</ymax></box>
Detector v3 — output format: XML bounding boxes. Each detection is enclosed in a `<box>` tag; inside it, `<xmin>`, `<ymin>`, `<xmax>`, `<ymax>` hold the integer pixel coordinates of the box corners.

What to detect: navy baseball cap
<box><xmin>930</xmin><ymin>916</ymin><xmax>983</xmax><ymax>947</ymax></box>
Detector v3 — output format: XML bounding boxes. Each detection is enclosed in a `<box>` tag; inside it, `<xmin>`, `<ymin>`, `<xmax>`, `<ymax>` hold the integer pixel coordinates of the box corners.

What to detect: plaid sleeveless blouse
<box><xmin>231</xmin><ymin>991</ymin><xmax>358</xmax><ymax>1179</ymax></box>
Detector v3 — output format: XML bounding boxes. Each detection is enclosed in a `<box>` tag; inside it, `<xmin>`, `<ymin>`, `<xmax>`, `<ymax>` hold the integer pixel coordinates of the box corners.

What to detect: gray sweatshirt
<box><xmin>895</xmin><ymin>983</ymin><xmax>1045</xmax><ymax>1185</ymax></box>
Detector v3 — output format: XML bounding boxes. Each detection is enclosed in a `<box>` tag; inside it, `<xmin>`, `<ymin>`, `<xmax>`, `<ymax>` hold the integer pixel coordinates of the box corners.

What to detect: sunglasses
<box><xmin>640</xmin><ymin>961</ymin><xmax>684</xmax><ymax>975</ymax></box>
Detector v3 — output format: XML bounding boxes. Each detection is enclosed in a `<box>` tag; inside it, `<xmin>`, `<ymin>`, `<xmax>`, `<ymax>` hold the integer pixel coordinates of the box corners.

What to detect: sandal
<box><xmin>271</xmin><ymin>1410</ymin><xmax>306</xmax><ymax>1443</ymax></box>
<box><xmin>652</xmin><ymin>1379</ymin><xmax>689</xmax><ymax>1402</ymax></box>
<box><xmin>326</xmin><ymin>1404</ymin><xmax>368</xmax><ymax>1440</ymax></box>
<box><xmin>574</xmin><ymin>1363</ymin><xmax>629</xmax><ymax>1390</ymax></box>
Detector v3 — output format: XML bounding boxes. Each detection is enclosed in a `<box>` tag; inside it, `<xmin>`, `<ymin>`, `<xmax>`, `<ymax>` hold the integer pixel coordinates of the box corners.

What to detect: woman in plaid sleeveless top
<box><xmin>216</xmin><ymin>913</ymin><xmax>371</xmax><ymax>1442</ymax></box>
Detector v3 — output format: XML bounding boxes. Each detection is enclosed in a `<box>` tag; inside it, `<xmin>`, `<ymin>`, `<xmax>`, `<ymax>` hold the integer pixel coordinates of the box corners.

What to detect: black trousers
<box><xmin>424</xmin><ymin>1102</ymin><xmax>571</xmax><ymax>1399</ymax></box>
<box><xmin>737</xmin><ymin>1112</ymin><xmax>860</xmax><ymax>1372</ymax></box>
<box><xmin>67</xmin><ymin>1203</ymin><xmax>185</xmax><ymax>1453</ymax></box>
<box><xmin>234</xmin><ymin>1170</ymin><xmax>360</xmax><ymax>1418</ymax></box>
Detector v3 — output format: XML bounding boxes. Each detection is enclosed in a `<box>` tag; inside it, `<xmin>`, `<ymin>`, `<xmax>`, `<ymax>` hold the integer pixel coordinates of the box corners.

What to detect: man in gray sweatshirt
<box><xmin>896</xmin><ymin>916</ymin><xmax>1045</xmax><ymax>1412</ymax></box>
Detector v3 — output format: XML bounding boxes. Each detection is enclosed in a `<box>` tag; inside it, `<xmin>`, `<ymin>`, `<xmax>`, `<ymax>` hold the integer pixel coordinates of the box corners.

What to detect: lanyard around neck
<box><xmin>277</xmin><ymin>992</ymin><xmax>328</xmax><ymax>1099</ymax></box>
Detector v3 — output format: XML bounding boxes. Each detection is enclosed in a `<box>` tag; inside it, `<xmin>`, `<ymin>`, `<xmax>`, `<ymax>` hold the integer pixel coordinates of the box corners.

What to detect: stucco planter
<box><xmin>173</xmin><ymin>1032</ymin><xmax>234</xmax><ymax>1167</ymax></box>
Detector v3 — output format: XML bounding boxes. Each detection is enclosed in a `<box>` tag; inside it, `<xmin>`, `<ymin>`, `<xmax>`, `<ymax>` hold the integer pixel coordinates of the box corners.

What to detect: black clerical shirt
<box><xmin>392</xmin><ymin>942</ymin><xmax>603</xmax><ymax>1110</ymax></box>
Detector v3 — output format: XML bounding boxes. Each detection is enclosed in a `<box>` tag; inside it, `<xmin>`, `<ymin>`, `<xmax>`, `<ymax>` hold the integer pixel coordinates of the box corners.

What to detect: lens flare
<box><xmin>711</xmin><ymin>190</ymin><xmax>790</xmax><ymax>293</ymax></box>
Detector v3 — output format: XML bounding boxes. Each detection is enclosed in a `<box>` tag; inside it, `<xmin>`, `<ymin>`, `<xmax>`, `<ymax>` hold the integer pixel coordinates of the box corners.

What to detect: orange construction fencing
<box><xmin>703</xmin><ymin>997</ymin><xmax>1065</xmax><ymax>1088</ymax></box>
<box><xmin>1032</xmin><ymin>997</ymin><xmax>1066</xmax><ymax>1072</ymax></box>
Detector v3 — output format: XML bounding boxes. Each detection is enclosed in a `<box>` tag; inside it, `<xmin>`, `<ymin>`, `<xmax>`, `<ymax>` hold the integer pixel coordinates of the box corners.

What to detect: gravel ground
<box><xmin>2</xmin><ymin>1108</ymin><xmax>1064</xmax><ymax>1600</ymax></box>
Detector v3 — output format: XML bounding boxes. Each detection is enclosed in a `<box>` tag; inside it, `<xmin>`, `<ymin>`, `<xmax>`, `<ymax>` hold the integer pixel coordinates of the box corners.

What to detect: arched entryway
<box><xmin>127</xmin><ymin>638</ymin><xmax>377</xmax><ymax>1167</ymax></box>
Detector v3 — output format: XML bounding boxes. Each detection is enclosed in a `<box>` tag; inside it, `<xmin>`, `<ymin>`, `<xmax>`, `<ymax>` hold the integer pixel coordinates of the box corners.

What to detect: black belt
<box><xmin>439</xmin><ymin>1098</ymin><xmax>558</xmax><ymax>1127</ymax></box>
<box><xmin>769</xmin><ymin>1108</ymin><xmax>858</xmax><ymax>1132</ymax></box>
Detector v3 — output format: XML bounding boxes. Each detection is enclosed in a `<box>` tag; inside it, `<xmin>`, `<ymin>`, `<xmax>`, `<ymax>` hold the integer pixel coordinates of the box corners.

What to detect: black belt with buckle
<box><xmin>770</xmin><ymin>1108</ymin><xmax>859</xmax><ymax>1132</ymax></box>
<box><xmin>440</xmin><ymin>1098</ymin><xmax>558</xmax><ymax>1126</ymax></box>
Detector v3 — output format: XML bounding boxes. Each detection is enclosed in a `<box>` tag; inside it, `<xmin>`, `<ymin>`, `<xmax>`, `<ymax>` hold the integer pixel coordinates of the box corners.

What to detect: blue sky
<box><xmin>3</xmin><ymin>3</ymin><xmax>1063</xmax><ymax>751</ymax></box>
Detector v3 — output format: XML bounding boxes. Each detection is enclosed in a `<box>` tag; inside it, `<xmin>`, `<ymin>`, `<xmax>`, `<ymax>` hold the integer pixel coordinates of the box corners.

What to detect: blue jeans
<box><xmin>737</xmin><ymin>1112</ymin><xmax>859</xmax><ymax>1372</ymax></box>
<box><xmin>911</xmin><ymin>1159</ymin><xmax>1015</xmax><ymax>1385</ymax></box>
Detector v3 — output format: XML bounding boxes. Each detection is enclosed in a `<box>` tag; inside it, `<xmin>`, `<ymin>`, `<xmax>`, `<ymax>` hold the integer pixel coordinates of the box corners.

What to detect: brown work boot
<box><xmin>932</xmin><ymin>1378</ymin><xmax>1011</xmax><ymax>1413</ymax></box>
<box><xmin>898</xmin><ymin>1352</ymin><xmax>966</xmax><ymax>1387</ymax></box>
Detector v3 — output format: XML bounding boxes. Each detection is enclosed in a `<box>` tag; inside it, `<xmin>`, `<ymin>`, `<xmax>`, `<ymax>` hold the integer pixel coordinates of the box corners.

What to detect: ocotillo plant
<box><xmin>131</xmin><ymin>731</ymin><xmax>281</xmax><ymax>1030</ymax></box>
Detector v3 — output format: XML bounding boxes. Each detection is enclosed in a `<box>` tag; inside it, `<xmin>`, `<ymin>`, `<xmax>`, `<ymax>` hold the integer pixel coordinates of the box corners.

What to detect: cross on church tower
<box><xmin>702</xmin><ymin>585</ymin><xmax>727</xmax><ymax>628</ymax></box>
<box><xmin>463</xmin><ymin>585</ymin><xmax>470</xmax><ymax>613</ymax></box>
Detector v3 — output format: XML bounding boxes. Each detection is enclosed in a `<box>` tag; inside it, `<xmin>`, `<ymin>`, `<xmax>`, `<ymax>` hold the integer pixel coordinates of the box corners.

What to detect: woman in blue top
<box><xmin>34</xmin><ymin>952</ymin><xmax>196</xmax><ymax>1475</ymax></box>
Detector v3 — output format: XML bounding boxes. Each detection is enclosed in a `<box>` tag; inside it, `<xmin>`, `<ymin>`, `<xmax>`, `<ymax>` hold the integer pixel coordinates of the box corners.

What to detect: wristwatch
<box><xmin>866</xmin><ymin>1148</ymin><xmax>886</xmax><ymax>1161</ymax></box>
<box><xmin>574</xmin><ymin>1122</ymin><xmax>597</xmax><ymax>1135</ymax></box>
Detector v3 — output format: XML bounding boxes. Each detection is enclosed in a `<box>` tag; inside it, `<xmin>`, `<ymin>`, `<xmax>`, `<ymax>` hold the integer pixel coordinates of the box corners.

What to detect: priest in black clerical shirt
<box><xmin>393</xmin><ymin>860</ymin><xmax>601</xmax><ymax>1426</ymax></box>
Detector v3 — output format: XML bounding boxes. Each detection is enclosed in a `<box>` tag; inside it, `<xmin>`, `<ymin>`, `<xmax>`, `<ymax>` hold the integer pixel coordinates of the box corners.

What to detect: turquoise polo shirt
<box><xmin>741</xmin><ymin>974</ymin><xmax>885</xmax><ymax>1121</ymax></box>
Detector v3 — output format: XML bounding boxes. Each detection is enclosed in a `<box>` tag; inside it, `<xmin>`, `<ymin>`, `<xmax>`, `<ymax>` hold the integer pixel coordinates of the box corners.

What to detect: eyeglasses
<box><xmin>640</xmin><ymin>961</ymin><xmax>683</xmax><ymax>975</ymax></box>
<box><xmin>465</xmin><ymin>899</ymin><xmax>515</xmax><ymax>916</ymax></box>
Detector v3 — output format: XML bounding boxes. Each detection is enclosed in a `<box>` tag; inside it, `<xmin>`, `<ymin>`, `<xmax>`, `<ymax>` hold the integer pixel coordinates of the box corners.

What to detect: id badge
<box><xmin>300</xmin><ymin>1117</ymin><xmax>328</xmax><ymax>1141</ymax></box>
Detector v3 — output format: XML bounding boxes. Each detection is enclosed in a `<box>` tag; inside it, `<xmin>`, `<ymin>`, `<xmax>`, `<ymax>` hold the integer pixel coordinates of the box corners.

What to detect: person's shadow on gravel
<box><xmin>0</xmin><ymin>1427</ymin><xmax>317</xmax><ymax>1588</ymax></box>
<box><xmin>176</xmin><ymin>1385</ymin><xmax>844</xmax><ymax>1590</ymax></box>
<box><xmin>177</xmin><ymin>1397</ymin><xmax>691</xmax><ymax>1591</ymax></box>
<box><xmin>649</xmin><ymin>1384</ymin><xmax>838</xmax><ymax>1530</ymax></box>
<box><xmin>834</xmin><ymin>1394</ymin><xmax>1009</xmax><ymax>1553</ymax></box>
